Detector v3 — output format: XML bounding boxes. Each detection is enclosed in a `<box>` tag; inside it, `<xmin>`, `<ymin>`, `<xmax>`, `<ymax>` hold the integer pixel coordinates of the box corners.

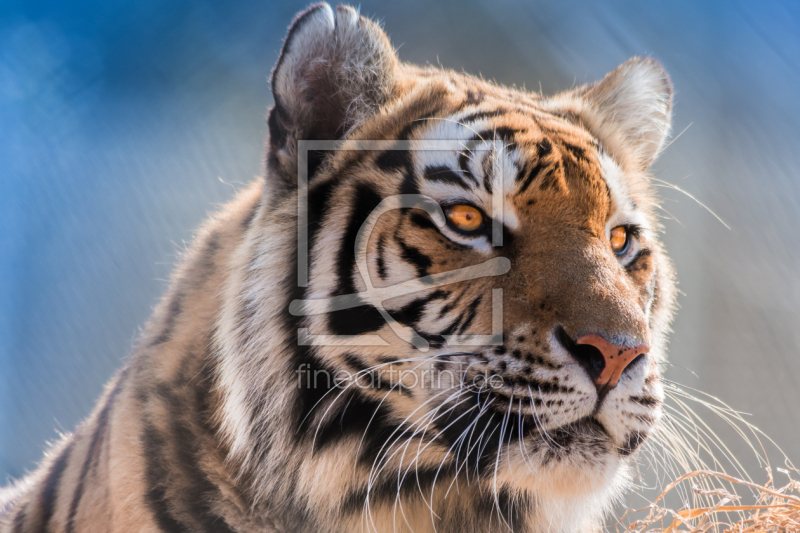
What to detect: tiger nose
<box><xmin>576</xmin><ymin>334</ymin><xmax>649</xmax><ymax>392</ymax></box>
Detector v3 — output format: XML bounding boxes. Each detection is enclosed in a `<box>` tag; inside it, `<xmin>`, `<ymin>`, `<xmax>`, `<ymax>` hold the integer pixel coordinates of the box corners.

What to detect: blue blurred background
<box><xmin>2</xmin><ymin>0</ymin><xmax>799</xmax><ymax>505</ymax></box>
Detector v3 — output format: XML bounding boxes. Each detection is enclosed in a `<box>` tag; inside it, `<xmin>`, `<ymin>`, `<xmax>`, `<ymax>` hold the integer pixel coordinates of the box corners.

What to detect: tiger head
<box><xmin>239</xmin><ymin>3</ymin><xmax>676</xmax><ymax>527</ymax></box>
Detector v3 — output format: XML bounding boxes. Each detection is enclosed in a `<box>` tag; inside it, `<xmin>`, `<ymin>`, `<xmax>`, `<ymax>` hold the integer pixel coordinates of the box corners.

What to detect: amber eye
<box><xmin>609</xmin><ymin>226</ymin><xmax>629</xmax><ymax>254</ymax></box>
<box><xmin>445</xmin><ymin>204</ymin><xmax>484</xmax><ymax>233</ymax></box>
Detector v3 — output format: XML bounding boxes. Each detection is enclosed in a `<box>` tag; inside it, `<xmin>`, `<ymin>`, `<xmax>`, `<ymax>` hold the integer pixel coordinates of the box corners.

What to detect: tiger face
<box><xmin>223</xmin><ymin>3</ymin><xmax>676</xmax><ymax>530</ymax></box>
<box><xmin>298</xmin><ymin>100</ymin><xmax>671</xmax><ymax>489</ymax></box>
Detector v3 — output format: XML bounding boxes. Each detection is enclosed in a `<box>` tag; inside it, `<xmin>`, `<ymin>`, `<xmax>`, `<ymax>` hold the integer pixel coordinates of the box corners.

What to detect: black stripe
<box><xmin>517</xmin><ymin>139</ymin><xmax>553</xmax><ymax>193</ymax></box>
<box><xmin>561</xmin><ymin>141</ymin><xmax>587</xmax><ymax>163</ymax></box>
<box><xmin>65</xmin><ymin>369</ymin><xmax>128</xmax><ymax>533</ymax></box>
<box><xmin>438</xmin><ymin>314</ymin><xmax>462</xmax><ymax>337</ymax></box>
<box><xmin>432</xmin><ymin>392</ymin><xmax>503</xmax><ymax>476</ymax></box>
<box><xmin>463</xmin><ymin>89</ymin><xmax>485</xmax><ymax>106</ymax></box>
<box><xmin>455</xmin><ymin>126</ymin><xmax>522</xmax><ymax>192</ymax></box>
<box><xmin>475</xmin><ymin>486</ymin><xmax>530</xmax><ymax>530</ymax></box>
<box><xmin>327</xmin><ymin>183</ymin><xmax>385</xmax><ymax>336</ymax></box>
<box><xmin>193</xmin><ymin>231</ymin><xmax>221</xmax><ymax>288</ymax></box>
<box><xmin>148</xmin><ymin>291</ymin><xmax>183</xmax><ymax>348</ymax></box>
<box><xmin>408</xmin><ymin>211</ymin><xmax>438</xmax><ymax>232</ymax></box>
<box><xmin>165</xmin><ymin>409</ymin><xmax>236</xmax><ymax>532</ymax></box>
<box><xmin>388</xmin><ymin>290</ymin><xmax>450</xmax><ymax>326</ymax></box>
<box><xmin>459</xmin><ymin>108</ymin><xmax>507</xmax><ymax>124</ymax></box>
<box><xmin>514</xmin><ymin>165</ymin><xmax>527</xmax><ymax>184</ymax></box>
<box><xmin>341</xmin><ymin>353</ymin><xmax>408</xmax><ymax>396</ymax></box>
<box><xmin>438</xmin><ymin>289</ymin><xmax>466</xmax><ymax>319</ymax></box>
<box><xmin>399</xmin><ymin>164</ymin><xmax>420</xmax><ymax>197</ymax></box>
<box><xmin>375</xmin><ymin>234</ymin><xmax>387</xmax><ymax>280</ymax></box>
<box><xmin>311</xmin><ymin>388</ymin><xmax>398</xmax><ymax>454</ymax></box>
<box><xmin>457</xmin><ymin>150</ymin><xmax>480</xmax><ymax>187</ymax></box>
<box><xmin>341</xmin><ymin>471</ymin><xmax>529</xmax><ymax>531</ymax></box>
<box><xmin>294</xmin><ymin>352</ymin><xmax>336</xmax><ymax>435</ymax></box>
<box><xmin>517</xmin><ymin>160</ymin><xmax>546</xmax><ymax>194</ymax></box>
<box><xmin>327</xmin><ymin>307</ymin><xmax>386</xmax><ymax>337</ymax></box>
<box><xmin>457</xmin><ymin>295</ymin><xmax>483</xmax><ymax>334</ymax></box>
<box><xmin>354</xmin><ymin>406</ymin><xmax>404</xmax><ymax>468</ymax></box>
<box><xmin>376</xmin><ymin>149</ymin><xmax>411</xmax><ymax>173</ymax></box>
<box><xmin>143</xmin><ymin>384</ymin><xmax>236</xmax><ymax>533</ymax></box>
<box><xmin>342</xmin><ymin>352</ymin><xmax>370</xmax><ymax>374</ymax></box>
<box><xmin>478</xmin><ymin>127</ymin><xmax>520</xmax><ymax>144</ymax></box>
<box><xmin>630</xmin><ymin>395</ymin><xmax>660</xmax><ymax>407</ymax></box>
<box><xmin>618</xmin><ymin>432</ymin><xmax>648</xmax><ymax>456</ymax></box>
<box><xmin>281</xmin><ymin>173</ymin><xmax>339</xmax><ymax>350</ymax></box>
<box><xmin>396</xmin><ymin>104</ymin><xmax>448</xmax><ymax>141</ymax></box>
<box><xmin>341</xmin><ymin>465</ymin><xmax>456</xmax><ymax>515</ymax></box>
<box><xmin>38</xmin><ymin>440</ymin><xmax>76</xmax><ymax>531</ymax></box>
<box><xmin>538</xmin><ymin>162</ymin><xmax>561</xmax><ymax>192</ymax></box>
<box><xmin>307</xmin><ymin>176</ymin><xmax>339</xmax><ymax>250</ymax></box>
<box><xmin>423</xmin><ymin>165</ymin><xmax>472</xmax><ymax>189</ymax></box>
<box><xmin>395</xmin><ymin>236</ymin><xmax>432</xmax><ymax>278</ymax></box>
<box><xmin>143</xmin><ymin>422</ymin><xmax>192</xmax><ymax>533</ymax></box>
<box><xmin>514</xmin><ymin>139</ymin><xmax>551</xmax><ymax>184</ymax></box>
<box><xmin>335</xmin><ymin>184</ymin><xmax>382</xmax><ymax>296</ymax></box>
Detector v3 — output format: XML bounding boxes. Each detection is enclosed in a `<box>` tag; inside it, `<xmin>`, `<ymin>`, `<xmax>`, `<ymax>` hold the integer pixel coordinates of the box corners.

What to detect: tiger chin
<box><xmin>0</xmin><ymin>3</ymin><xmax>678</xmax><ymax>533</ymax></box>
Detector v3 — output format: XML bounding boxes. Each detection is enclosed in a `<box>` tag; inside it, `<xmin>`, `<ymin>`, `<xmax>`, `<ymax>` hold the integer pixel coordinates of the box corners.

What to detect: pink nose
<box><xmin>576</xmin><ymin>334</ymin><xmax>649</xmax><ymax>390</ymax></box>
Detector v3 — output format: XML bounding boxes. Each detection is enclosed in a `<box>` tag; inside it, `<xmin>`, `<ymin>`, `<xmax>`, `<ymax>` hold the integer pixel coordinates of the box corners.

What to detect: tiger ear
<box><xmin>575</xmin><ymin>57</ymin><xmax>673</xmax><ymax>171</ymax></box>
<box><xmin>267</xmin><ymin>3</ymin><xmax>399</xmax><ymax>191</ymax></box>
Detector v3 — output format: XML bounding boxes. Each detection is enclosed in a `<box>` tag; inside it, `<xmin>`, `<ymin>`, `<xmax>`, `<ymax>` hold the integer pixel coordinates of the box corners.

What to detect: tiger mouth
<box><xmin>477</xmin><ymin>390</ymin><xmax>605</xmax><ymax>432</ymax></box>
<box><xmin>465</xmin><ymin>391</ymin><xmax>651</xmax><ymax>456</ymax></box>
<box><xmin>442</xmin><ymin>382</ymin><xmax>604</xmax><ymax>433</ymax></box>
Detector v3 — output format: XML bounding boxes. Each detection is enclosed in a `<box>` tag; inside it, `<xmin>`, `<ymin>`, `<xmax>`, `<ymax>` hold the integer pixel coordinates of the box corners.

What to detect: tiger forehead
<box><xmin>422</xmin><ymin>104</ymin><xmax>606</xmax><ymax>181</ymax></box>
<box><xmin>324</xmin><ymin>95</ymin><xmax>614</xmax><ymax>224</ymax></box>
<box><xmin>410</xmin><ymin>104</ymin><xmax>611</xmax><ymax>203</ymax></box>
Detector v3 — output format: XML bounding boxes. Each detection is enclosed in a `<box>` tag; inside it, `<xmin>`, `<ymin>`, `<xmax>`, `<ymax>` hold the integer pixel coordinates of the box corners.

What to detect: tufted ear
<box><xmin>266</xmin><ymin>3</ymin><xmax>400</xmax><ymax>193</ymax></box>
<box><xmin>575</xmin><ymin>57</ymin><xmax>673</xmax><ymax>171</ymax></box>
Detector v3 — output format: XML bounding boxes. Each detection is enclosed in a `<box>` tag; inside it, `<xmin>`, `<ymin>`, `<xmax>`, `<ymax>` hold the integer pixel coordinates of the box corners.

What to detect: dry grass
<box><xmin>618</xmin><ymin>469</ymin><xmax>800</xmax><ymax>532</ymax></box>
<box><xmin>613</xmin><ymin>378</ymin><xmax>799</xmax><ymax>533</ymax></box>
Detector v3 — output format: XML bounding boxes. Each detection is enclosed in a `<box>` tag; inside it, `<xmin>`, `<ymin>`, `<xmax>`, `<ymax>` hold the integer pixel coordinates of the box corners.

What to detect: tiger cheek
<box><xmin>625</xmin><ymin>253</ymin><xmax>655</xmax><ymax>306</ymax></box>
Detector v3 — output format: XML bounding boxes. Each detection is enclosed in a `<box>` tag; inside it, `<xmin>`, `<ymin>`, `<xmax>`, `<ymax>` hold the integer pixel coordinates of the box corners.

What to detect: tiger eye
<box><xmin>446</xmin><ymin>205</ymin><xmax>483</xmax><ymax>232</ymax></box>
<box><xmin>609</xmin><ymin>226</ymin><xmax>628</xmax><ymax>254</ymax></box>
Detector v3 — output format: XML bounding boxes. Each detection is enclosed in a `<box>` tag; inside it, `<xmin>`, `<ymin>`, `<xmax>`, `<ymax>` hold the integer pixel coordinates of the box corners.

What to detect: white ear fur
<box><xmin>269</xmin><ymin>3</ymin><xmax>399</xmax><ymax>144</ymax></box>
<box><xmin>577</xmin><ymin>57</ymin><xmax>673</xmax><ymax>170</ymax></box>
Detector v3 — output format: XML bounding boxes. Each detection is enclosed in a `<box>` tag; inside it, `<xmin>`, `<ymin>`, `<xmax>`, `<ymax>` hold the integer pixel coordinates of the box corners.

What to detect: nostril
<box><xmin>555</xmin><ymin>327</ymin><xmax>606</xmax><ymax>381</ymax></box>
<box><xmin>570</xmin><ymin>344</ymin><xmax>606</xmax><ymax>381</ymax></box>
<box><xmin>628</xmin><ymin>353</ymin><xmax>646</xmax><ymax>371</ymax></box>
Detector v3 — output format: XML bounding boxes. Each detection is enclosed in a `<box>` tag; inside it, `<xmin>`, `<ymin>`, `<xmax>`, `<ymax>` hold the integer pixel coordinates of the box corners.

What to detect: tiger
<box><xmin>0</xmin><ymin>3</ymin><xmax>677</xmax><ymax>532</ymax></box>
